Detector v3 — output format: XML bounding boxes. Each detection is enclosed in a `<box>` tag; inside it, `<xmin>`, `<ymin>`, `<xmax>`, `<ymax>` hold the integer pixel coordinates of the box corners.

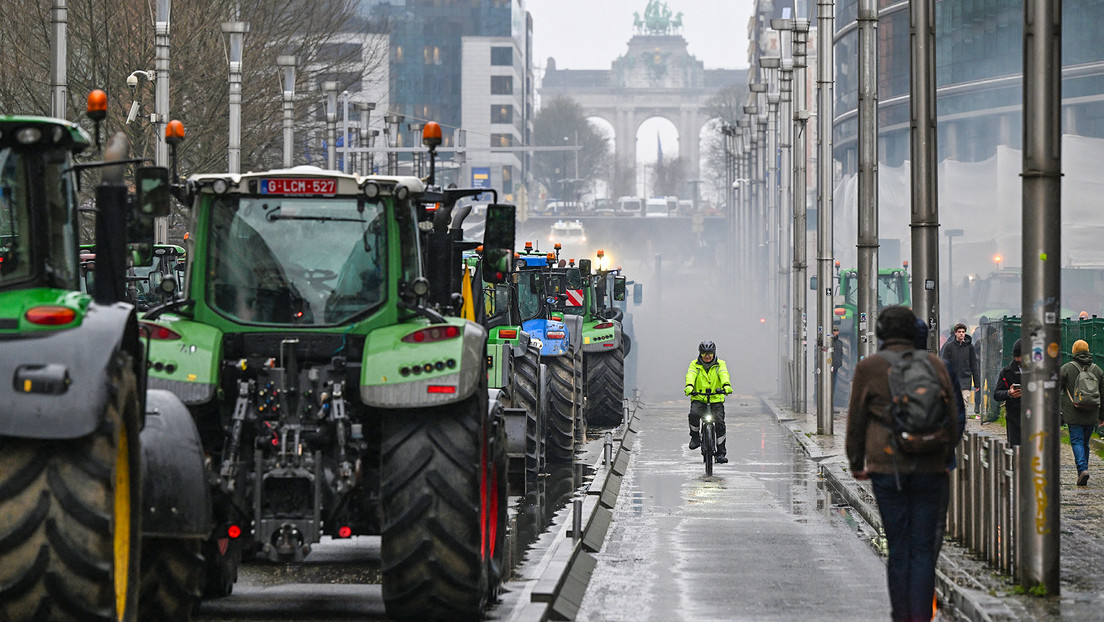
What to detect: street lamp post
<box><xmin>356</xmin><ymin>102</ymin><xmax>375</xmax><ymax>175</ymax></box>
<box><xmin>277</xmin><ymin>56</ymin><xmax>296</xmax><ymax>168</ymax></box>
<box><xmin>384</xmin><ymin>113</ymin><xmax>404</xmax><ymax>175</ymax></box>
<box><xmin>221</xmin><ymin>21</ymin><xmax>249</xmax><ymax>175</ymax></box>
<box><xmin>154</xmin><ymin>0</ymin><xmax>172</xmax><ymax>243</ymax></box>
<box><xmin>408</xmin><ymin>123</ymin><xmax>424</xmax><ymax>177</ymax></box>
<box><xmin>322</xmin><ymin>81</ymin><xmax>339</xmax><ymax>171</ymax></box>
<box><xmin>945</xmin><ymin>229</ymin><xmax>963</xmax><ymax>321</ymax></box>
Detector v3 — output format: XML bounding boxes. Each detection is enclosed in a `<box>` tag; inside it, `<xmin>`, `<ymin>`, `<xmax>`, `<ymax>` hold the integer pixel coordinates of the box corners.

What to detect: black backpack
<box><xmin>879</xmin><ymin>349</ymin><xmax>950</xmax><ymax>454</ymax></box>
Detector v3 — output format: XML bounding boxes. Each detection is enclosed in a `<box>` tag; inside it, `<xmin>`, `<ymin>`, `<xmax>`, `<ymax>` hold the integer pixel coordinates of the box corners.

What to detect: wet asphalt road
<box><xmin>576</xmin><ymin>397</ymin><xmax>893</xmax><ymax>622</ymax></box>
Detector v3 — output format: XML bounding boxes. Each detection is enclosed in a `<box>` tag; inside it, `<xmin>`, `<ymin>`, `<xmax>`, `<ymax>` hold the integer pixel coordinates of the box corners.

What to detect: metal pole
<box><xmin>815</xmin><ymin>0</ymin><xmax>835</xmax><ymax>433</ymax></box>
<box><xmin>50</xmin><ymin>0</ymin><xmax>67</xmax><ymax>119</ymax></box>
<box><xmin>341</xmin><ymin>91</ymin><xmax>350</xmax><ymax>173</ymax></box>
<box><xmin>154</xmin><ymin>0</ymin><xmax>171</xmax><ymax>243</ymax></box>
<box><xmin>222</xmin><ymin>21</ymin><xmax>249</xmax><ymax>175</ymax></box>
<box><xmin>909</xmin><ymin>0</ymin><xmax>940</xmax><ymax>350</ymax></box>
<box><xmin>323</xmin><ymin>82</ymin><xmax>339</xmax><ymax>171</ymax></box>
<box><xmin>1019</xmin><ymin>0</ymin><xmax>1061</xmax><ymax>595</ymax></box>
<box><xmin>357</xmin><ymin>102</ymin><xmax>375</xmax><ymax>176</ymax></box>
<box><xmin>385</xmin><ymin>113</ymin><xmax>404</xmax><ymax>175</ymax></box>
<box><xmin>857</xmin><ymin>0</ymin><xmax>879</xmax><ymax>360</ymax></box>
<box><xmin>792</xmin><ymin>18</ymin><xmax>810</xmax><ymax>414</ymax></box>
<box><xmin>779</xmin><ymin>55</ymin><xmax>794</xmax><ymax>402</ymax></box>
<box><xmin>762</xmin><ymin>56</ymin><xmax>783</xmax><ymax>396</ymax></box>
<box><xmin>277</xmin><ymin>56</ymin><xmax>296</xmax><ymax>169</ymax></box>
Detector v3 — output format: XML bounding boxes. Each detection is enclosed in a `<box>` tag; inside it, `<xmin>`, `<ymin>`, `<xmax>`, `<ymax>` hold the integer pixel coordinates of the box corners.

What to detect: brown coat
<box><xmin>845</xmin><ymin>338</ymin><xmax>958</xmax><ymax>475</ymax></box>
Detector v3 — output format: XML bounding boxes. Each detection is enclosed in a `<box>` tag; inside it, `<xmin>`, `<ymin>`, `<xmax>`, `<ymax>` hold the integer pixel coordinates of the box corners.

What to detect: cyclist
<box><xmin>685</xmin><ymin>340</ymin><xmax>734</xmax><ymax>463</ymax></box>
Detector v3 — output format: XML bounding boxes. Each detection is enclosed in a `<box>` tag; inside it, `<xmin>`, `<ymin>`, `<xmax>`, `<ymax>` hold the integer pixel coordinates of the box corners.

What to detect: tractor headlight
<box><xmin>211</xmin><ymin>178</ymin><xmax>230</xmax><ymax>195</ymax></box>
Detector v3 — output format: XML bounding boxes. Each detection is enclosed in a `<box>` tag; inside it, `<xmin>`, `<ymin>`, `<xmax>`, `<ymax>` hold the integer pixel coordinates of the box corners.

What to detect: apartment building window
<box><xmin>501</xmin><ymin>165</ymin><xmax>513</xmax><ymax>194</ymax></box>
<box><xmin>424</xmin><ymin>46</ymin><xmax>441</xmax><ymax>65</ymax></box>
<box><xmin>491</xmin><ymin>134</ymin><xmax>514</xmax><ymax>148</ymax></box>
<box><xmin>490</xmin><ymin>75</ymin><xmax>513</xmax><ymax>95</ymax></box>
<box><xmin>491</xmin><ymin>47</ymin><xmax>513</xmax><ymax>66</ymax></box>
<box><xmin>395</xmin><ymin>45</ymin><xmax>404</xmax><ymax>63</ymax></box>
<box><xmin>491</xmin><ymin>105</ymin><xmax>513</xmax><ymax>124</ymax></box>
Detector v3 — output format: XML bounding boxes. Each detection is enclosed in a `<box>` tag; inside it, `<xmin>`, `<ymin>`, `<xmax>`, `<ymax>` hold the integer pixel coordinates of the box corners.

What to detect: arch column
<box><xmin>615</xmin><ymin>107</ymin><xmax>638</xmax><ymax>194</ymax></box>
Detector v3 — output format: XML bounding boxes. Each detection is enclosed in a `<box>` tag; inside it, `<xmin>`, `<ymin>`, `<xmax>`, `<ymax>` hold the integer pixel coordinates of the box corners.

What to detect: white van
<box><xmin>644</xmin><ymin>197</ymin><xmax>669</xmax><ymax>217</ymax></box>
<box><xmin>617</xmin><ymin>196</ymin><xmax>643</xmax><ymax>215</ymax></box>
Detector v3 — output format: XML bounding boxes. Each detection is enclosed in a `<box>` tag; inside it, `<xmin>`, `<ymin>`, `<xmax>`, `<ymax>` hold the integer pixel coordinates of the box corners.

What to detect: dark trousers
<box><xmin>870</xmin><ymin>472</ymin><xmax>949</xmax><ymax>622</ymax></box>
<box><xmin>688</xmin><ymin>400</ymin><xmax>727</xmax><ymax>456</ymax></box>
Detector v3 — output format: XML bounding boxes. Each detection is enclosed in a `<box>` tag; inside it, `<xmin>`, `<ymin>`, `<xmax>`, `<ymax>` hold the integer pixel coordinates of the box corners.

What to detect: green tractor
<box><xmin>141</xmin><ymin>166</ymin><xmax>512</xmax><ymax>619</ymax></box>
<box><xmin>464</xmin><ymin>248</ymin><xmax>549</xmax><ymax>478</ymax></box>
<box><xmin>80</xmin><ymin>242</ymin><xmax>187</xmax><ymax>311</ymax></box>
<box><xmin>514</xmin><ymin>243</ymin><xmax>584</xmax><ymax>463</ymax></box>
<box><xmin>831</xmin><ymin>266</ymin><xmax>911</xmax><ymax>405</ymax></box>
<box><xmin>575</xmin><ymin>249</ymin><xmax>629</xmax><ymax>428</ymax></box>
<box><xmin>0</xmin><ymin>113</ymin><xmax>210</xmax><ymax>621</ymax></box>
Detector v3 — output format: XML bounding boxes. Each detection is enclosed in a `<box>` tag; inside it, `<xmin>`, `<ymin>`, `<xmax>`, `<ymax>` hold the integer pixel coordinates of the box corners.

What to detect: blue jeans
<box><xmin>870</xmin><ymin>472</ymin><xmax>949</xmax><ymax>622</ymax></box>
<box><xmin>1069</xmin><ymin>424</ymin><xmax>1094</xmax><ymax>474</ymax></box>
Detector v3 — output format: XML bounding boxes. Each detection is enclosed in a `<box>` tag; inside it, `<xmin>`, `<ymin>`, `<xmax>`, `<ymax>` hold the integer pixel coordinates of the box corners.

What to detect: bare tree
<box><xmin>532</xmin><ymin>96</ymin><xmax>611</xmax><ymax>203</ymax></box>
<box><xmin>1</xmin><ymin>0</ymin><xmax>388</xmax><ymax>175</ymax></box>
<box><xmin>700</xmin><ymin>84</ymin><xmax>747</xmax><ymax>205</ymax></box>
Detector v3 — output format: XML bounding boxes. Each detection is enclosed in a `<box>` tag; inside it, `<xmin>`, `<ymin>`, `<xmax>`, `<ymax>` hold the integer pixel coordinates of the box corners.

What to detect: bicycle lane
<box><xmin>576</xmin><ymin>396</ymin><xmax>892</xmax><ymax>621</ymax></box>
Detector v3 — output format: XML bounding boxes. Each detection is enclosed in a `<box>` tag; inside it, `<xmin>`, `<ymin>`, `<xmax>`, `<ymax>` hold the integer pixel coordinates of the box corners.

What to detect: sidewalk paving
<box><xmin>763</xmin><ymin>397</ymin><xmax>1104</xmax><ymax>621</ymax></box>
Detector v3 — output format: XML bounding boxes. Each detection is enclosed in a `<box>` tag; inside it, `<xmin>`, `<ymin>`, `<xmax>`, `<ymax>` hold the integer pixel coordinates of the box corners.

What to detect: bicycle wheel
<box><xmin>701</xmin><ymin>422</ymin><xmax>715</xmax><ymax>476</ymax></box>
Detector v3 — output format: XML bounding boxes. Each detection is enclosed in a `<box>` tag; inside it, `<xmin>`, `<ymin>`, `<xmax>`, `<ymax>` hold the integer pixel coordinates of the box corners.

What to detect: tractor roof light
<box><xmin>422</xmin><ymin>121</ymin><xmax>442</xmax><ymax>149</ymax></box>
<box><xmin>524</xmin><ymin>242</ymin><xmax>533</xmax><ymax>250</ymax></box>
<box><xmin>86</xmin><ymin>90</ymin><xmax>108</xmax><ymax>122</ymax></box>
<box><xmin>363</xmin><ymin>181</ymin><xmax>381</xmax><ymax>199</ymax></box>
<box><xmin>554</xmin><ymin>243</ymin><xmax>561</xmax><ymax>250</ymax></box>
<box><xmin>210</xmin><ymin>178</ymin><xmax>230</xmax><ymax>195</ymax></box>
<box><xmin>165</xmin><ymin>119</ymin><xmax>186</xmax><ymax>146</ymax></box>
<box><xmin>395</xmin><ymin>183</ymin><xmax>410</xmax><ymax>201</ymax></box>
<box><xmin>15</xmin><ymin>127</ymin><xmax>42</xmax><ymax>145</ymax></box>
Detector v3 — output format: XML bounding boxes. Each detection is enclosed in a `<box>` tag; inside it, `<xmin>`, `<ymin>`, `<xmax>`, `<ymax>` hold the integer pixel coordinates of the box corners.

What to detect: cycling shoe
<box><xmin>714</xmin><ymin>455</ymin><xmax>729</xmax><ymax>464</ymax></box>
<box><xmin>688</xmin><ymin>437</ymin><xmax>701</xmax><ymax>450</ymax></box>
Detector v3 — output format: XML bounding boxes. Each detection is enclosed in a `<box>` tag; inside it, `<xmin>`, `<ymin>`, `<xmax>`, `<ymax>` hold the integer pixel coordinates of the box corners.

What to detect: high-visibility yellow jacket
<box><xmin>685</xmin><ymin>358</ymin><xmax>732</xmax><ymax>403</ymax></box>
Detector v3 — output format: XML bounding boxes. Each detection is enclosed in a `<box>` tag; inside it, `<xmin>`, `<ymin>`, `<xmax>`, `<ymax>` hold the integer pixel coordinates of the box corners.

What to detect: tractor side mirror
<box><xmin>614</xmin><ymin>275</ymin><xmax>627</xmax><ymax>301</ymax></box>
<box><xmin>578</xmin><ymin>258</ymin><xmax>592</xmax><ymax>275</ymax></box>
<box><xmin>482</xmin><ymin>203</ymin><xmax>516</xmax><ymax>284</ymax></box>
<box><xmin>136</xmin><ymin>166</ymin><xmax>171</xmax><ymax>218</ymax></box>
<box><xmin>633</xmin><ymin>282</ymin><xmax>643</xmax><ymax>305</ymax></box>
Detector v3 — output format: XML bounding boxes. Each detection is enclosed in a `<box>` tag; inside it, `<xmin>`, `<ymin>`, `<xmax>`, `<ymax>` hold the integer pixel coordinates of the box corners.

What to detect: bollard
<box><xmin>1011</xmin><ymin>444</ymin><xmax>1021</xmax><ymax>581</ymax></box>
<box><xmin>1000</xmin><ymin>444</ymin><xmax>1014</xmax><ymax>573</ymax></box>
<box><xmin>604</xmin><ymin>432</ymin><xmax>613</xmax><ymax>468</ymax></box>
<box><xmin>987</xmin><ymin>436</ymin><xmax>1001</xmax><ymax>565</ymax></box>
<box><xmin>970</xmin><ymin>433</ymin><xmax>983</xmax><ymax>552</ymax></box>
<box><xmin>572</xmin><ymin>495</ymin><xmax>583</xmax><ymax>542</ymax></box>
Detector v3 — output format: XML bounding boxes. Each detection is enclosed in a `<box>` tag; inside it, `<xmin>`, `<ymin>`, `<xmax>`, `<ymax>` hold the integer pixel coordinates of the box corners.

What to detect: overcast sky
<box><xmin>527</xmin><ymin>0</ymin><xmax>753</xmax><ymax>73</ymax></box>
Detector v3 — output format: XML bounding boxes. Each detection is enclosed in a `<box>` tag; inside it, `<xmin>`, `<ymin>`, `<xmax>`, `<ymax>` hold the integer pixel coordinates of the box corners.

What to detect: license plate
<box><xmin>260</xmin><ymin>178</ymin><xmax>337</xmax><ymax>195</ymax></box>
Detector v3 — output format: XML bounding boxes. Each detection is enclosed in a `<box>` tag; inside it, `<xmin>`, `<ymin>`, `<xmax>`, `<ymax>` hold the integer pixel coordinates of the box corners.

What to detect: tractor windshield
<box><xmin>0</xmin><ymin>146</ymin><xmax>77</xmax><ymax>290</ymax></box>
<box><xmin>516</xmin><ymin>270</ymin><xmax>544</xmax><ymax>321</ymax></box>
<box><xmin>207</xmin><ymin>195</ymin><xmax>387</xmax><ymax>326</ymax></box>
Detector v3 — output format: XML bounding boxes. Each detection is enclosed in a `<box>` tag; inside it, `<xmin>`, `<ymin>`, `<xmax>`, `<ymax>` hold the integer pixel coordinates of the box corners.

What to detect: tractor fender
<box><xmin>140</xmin><ymin>389</ymin><xmax>213</xmax><ymax>538</ymax></box>
<box><xmin>582</xmin><ymin>322</ymin><xmax>622</xmax><ymax>353</ymax></box>
<box><xmin>361</xmin><ymin>319</ymin><xmax>487</xmax><ymax>408</ymax></box>
<box><xmin>509</xmin><ymin>330</ymin><xmax>532</xmax><ymax>358</ymax></box>
<box><xmin>563</xmin><ymin>314</ymin><xmax>584</xmax><ymax>351</ymax></box>
<box><xmin>0</xmin><ymin>302</ymin><xmax>141</xmax><ymax>440</ymax></box>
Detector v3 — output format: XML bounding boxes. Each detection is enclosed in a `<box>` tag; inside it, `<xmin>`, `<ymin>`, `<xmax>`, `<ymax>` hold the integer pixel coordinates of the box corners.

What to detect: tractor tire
<box><xmin>200</xmin><ymin>534</ymin><xmax>241</xmax><ymax>598</ymax></box>
<box><xmin>486</xmin><ymin>402</ymin><xmax>509</xmax><ymax>601</ymax></box>
<box><xmin>139</xmin><ymin>537</ymin><xmax>203</xmax><ymax>620</ymax></box>
<box><xmin>544</xmin><ymin>353</ymin><xmax>576</xmax><ymax>464</ymax></box>
<box><xmin>0</xmin><ymin>353</ymin><xmax>141</xmax><ymax>622</ymax></box>
<box><xmin>584</xmin><ymin>346</ymin><xmax>625</xmax><ymax>428</ymax></box>
<box><xmin>507</xmin><ymin>344</ymin><xmax>543</xmax><ymax>477</ymax></box>
<box><xmin>380</xmin><ymin>389</ymin><xmax>503</xmax><ymax>620</ymax></box>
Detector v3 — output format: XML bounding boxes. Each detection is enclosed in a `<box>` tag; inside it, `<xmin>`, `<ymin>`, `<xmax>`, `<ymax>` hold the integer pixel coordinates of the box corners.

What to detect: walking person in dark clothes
<box><xmin>847</xmin><ymin>306</ymin><xmax>957</xmax><ymax>622</ymax></box>
<box><xmin>993</xmin><ymin>339</ymin><xmax>1023</xmax><ymax>446</ymax></box>
<box><xmin>940</xmin><ymin>323</ymin><xmax>981</xmax><ymax>418</ymax></box>
<box><xmin>1060</xmin><ymin>339</ymin><xmax>1104</xmax><ymax>485</ymax></box>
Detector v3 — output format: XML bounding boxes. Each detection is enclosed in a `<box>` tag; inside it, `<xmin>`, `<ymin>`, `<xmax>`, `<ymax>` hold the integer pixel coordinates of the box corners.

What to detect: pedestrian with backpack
<box><xmin>1059</xmin><ymin>339</ymin><xmax>1104</xmax><ymax>486</ymax></box>
<box><xmin>846</xmin><ymin>306</ymin><xmax>956</xmax><ymax>622</ymax></box>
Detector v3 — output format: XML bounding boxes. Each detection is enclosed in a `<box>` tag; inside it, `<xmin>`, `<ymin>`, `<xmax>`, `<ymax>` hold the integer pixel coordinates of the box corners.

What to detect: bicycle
<box><xmin>689</xmin><ymin>389</ymin><xmax>720</xmax><ymax>475</ymax></box>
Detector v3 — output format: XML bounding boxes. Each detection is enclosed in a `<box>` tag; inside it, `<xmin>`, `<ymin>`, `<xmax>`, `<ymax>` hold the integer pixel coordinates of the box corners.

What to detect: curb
<box><xmin>761</xmin><ymin>397</ymin><xmax>1027</xmax><ymax>622</ymax></box>
<box><xmin>505</xmin><ymin>409</ymin><xmax>639</xmax><ymax>622</ymax></box>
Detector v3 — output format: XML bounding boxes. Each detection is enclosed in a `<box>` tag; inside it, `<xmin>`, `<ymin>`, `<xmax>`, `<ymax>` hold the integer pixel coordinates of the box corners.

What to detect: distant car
<box><xmin>677</xmin><ymin>199</ymin><xmax>694</xmax><ymax>214</ymax></box>
<box><xmin>594</xmin><ymin>198</ymin><xmax>614</xmax><ymax>215</ymax></box>
<box><xmin>644</xmin><ymin>197</ymin><xmax>669</xmax><ymax>217</ymax></box>
<box><xmin>617</xmin><ymin>196</ymin><xmax>643</xmax><ymax>215</ymax></box>
<box><xmin>542</xmin><ymin>200</ymin><xmax>582</xmax><ymax>214</ymax></box>
<box><xmin>549</xmin><ymin>219</ymin><xmax>587</xmax><ymax>246</ymax></box>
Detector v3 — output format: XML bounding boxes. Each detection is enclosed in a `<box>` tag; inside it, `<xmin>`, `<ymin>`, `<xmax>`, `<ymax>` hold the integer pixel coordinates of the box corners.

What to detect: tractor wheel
<box><xmin>584</xmin><ymin>346</ymin><xmax>625</xmax><ymax>428</ymax></box>
<box><xmin>0</xmin><ymin>353</ymin><xmax>141</xmax><ymax>622</ymax></box>
<box><xmin>545</xmin><ymin>353</ymin><xmax>576</xmax><ymax>464</ymax></box>
<box><xmin>486</xmin><ymin>402</ymin><xmax>509</xmax><ymax>601</ymax></box>
<box><xmin>507</xmin><ymin>344</ymin><xmax>543</xmax><ymax>477</ymax></box>
<box><xmin>139</xmin><ymin>537</ymin><xmax>203</xmax><ymax>620</ymax></box>
<box><xmin>381</xmin><ymin>389</ymin><xmax>501</xmax><ymax>620</ymax></box>
<box><xmin>200</xmin><ymin>533</ymin><xmax>241</xmax><ymax>598</ymax></box>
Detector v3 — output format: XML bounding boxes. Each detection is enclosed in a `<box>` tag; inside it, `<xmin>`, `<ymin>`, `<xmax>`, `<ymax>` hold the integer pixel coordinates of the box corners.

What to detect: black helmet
<box><xmin>698</xmin><ymin>340</ymin><xmax>716</xmax><ymax>355</ymax></box>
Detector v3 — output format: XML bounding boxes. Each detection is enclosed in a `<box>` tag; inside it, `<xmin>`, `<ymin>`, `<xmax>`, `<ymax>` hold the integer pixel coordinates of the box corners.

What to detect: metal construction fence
<box><xmin>976</xmin><ymin>316</ymin><xmax>1104</xmax><ymax>419</ymax></box>
<box><xmin>947</xmin><ymin>429</ymin><xmax>1021</xmax><ymax>579</ymax></box>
